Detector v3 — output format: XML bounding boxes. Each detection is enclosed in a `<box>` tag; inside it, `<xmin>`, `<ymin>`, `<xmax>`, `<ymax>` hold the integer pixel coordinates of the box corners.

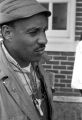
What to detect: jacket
<box><xmin>0</xmin><ymin>42</ymin><xmax>54</xmax><ymax>120</ymax></box>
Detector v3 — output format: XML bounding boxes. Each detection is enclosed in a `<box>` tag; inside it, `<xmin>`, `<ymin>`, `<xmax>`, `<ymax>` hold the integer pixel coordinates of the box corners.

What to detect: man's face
<box><xmin>10</xmin><ymin>14</ymin><xmax>48</xmax><ymax>67</ymax></box>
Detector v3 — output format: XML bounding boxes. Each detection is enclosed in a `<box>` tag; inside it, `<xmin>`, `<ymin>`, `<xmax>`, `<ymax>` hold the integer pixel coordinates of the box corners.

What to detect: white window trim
<box><xmin>47</xmin><ymin>0</ymin><xmax>70</xmax><ymax>38</ymax></box>
<box><xmin>37</xmin><ymin>0</ymin><xmax>77</xmax><ymax>51</ymax></box>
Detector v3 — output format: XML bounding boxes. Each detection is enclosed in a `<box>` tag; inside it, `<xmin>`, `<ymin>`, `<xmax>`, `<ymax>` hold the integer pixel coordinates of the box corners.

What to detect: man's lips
<box><xmin>34</xmin><ymin>47</ymin><xmax>45</xmax><ymax>53</ymax></box>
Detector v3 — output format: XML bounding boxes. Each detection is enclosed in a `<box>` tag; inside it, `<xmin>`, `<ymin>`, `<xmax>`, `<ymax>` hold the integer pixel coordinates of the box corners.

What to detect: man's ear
<box><xmin>1</xmin><ymin>25</ymin><xmax>13</xmax><ymax>41</ymax></box>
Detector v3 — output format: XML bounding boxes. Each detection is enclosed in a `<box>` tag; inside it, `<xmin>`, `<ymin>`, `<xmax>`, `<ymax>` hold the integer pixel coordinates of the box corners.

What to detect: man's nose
<box><xmin>38</xmin><ymin>33</ymin><xmax>48</xmax><ymax>45</ymax></box>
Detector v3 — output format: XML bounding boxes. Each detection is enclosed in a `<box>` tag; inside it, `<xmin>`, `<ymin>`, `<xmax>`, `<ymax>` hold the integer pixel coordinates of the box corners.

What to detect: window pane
<box><xmin>52</xmin><ymin>3</ymin><xmax>67</xmax><ymax>30</ymax></box>
<box><xmin>41</xmin><ymin>3</ymin><xmax>49</xmax><ymax>10</ymax></box>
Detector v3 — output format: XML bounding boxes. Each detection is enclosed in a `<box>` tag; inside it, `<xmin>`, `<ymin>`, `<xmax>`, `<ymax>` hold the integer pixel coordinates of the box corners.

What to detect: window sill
<box><xmin>46</xmin><ymin>41</ymin><xmax>79</xmax><ymax>52</ymax></box>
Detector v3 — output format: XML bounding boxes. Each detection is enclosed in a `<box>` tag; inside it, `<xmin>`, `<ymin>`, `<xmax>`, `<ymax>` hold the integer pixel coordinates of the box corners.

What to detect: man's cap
<box><xmin>0</xmin><ymin>0</ymin><xmax>51</xmax><ymax>25</ymax></box>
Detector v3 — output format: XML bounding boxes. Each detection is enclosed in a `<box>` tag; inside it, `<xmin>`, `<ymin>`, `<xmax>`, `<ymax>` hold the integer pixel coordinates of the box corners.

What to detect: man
<box><xmin>0</xmin><ymin>0</ymin><xmax>55</xmax><ymax>120</ymax></box>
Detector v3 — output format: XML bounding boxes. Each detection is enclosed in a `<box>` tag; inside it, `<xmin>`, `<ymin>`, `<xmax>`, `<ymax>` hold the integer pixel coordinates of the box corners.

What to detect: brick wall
<box><xmin>41</xmin><ymin>0</ymin><xmax>82</xmax><ymax>97</ymax></box>
<box><xmin>42</xmin><ymin>51</ymin><xmax>81</xmax><ymax>96</ymax></box>
<box><xmin>75</xmin><ymin>0</ymin><xmax>82</xmax><ymax>41</ymax></box>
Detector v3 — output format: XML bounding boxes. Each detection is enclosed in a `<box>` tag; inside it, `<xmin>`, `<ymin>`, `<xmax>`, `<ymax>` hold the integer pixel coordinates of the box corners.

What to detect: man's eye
<box><xmin>31</xmin><ymin>30</ymin><xmax>38</xmax><ymax>35</ymax></box>
<box><xmin>26</xmin><ymin>27</ymin><xmax>47</xmax><ymax>36</ymax></box>
<box><xmin>28</xmin><ymin>29</ymin><xmax>39</xmax><ymax>36</ymax></box>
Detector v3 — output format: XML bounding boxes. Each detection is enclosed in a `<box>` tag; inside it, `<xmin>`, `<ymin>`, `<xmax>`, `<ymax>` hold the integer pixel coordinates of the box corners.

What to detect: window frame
<box><xmin>37</xmin><ymin>0</ymin><xmax>76</xmax><ymax>51</ymax></box>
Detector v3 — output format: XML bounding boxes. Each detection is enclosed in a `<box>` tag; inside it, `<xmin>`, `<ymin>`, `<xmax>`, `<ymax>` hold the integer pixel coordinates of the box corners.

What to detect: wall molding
<box><xmin>53</xmin><ymin>96</ymin><xmax>82</xmax><ymax>103</ymax></box>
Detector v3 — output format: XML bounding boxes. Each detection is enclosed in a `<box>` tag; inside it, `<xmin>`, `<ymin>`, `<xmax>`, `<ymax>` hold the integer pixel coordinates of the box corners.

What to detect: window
<box><xmin>52</xmin><ymin>3</ymin><xmax>67</xmax><ymax>30</ymax></box>
<box><xmin>37</xmin><ymin>0</ymin><xmax>76</xmax><ymax>51</ymax></box>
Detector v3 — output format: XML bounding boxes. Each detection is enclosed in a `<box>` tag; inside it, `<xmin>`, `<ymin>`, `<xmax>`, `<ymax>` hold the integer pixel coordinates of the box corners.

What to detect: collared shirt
<box><xmin>2</xmin><ymin>42</ymin><xmax>40</xmax><ymax>96</ymax></box>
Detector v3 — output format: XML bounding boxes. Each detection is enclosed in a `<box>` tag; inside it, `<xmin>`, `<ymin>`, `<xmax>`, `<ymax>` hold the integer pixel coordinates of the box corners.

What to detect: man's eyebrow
<box><xmin>26</xmin><ymin>27</ymin><xmax>39</xmax><ymax>32</ymax></box>
<box><xmin>26</xmin><ymin>26</ymin><xmax>48</xmax><ymax>33</ymax></box>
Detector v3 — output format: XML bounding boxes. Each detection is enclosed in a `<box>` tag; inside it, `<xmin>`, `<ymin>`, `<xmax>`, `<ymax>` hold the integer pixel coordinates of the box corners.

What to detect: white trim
<box><xmin>53</xmin><ymin>96</ymin><xmax>82</xmax><ymax>103</ymax></box>
<box><xmin>49</xmin><ymin>3</ymin><xmax>52</xmax><ymax>30</ymax></box>
<box><xmin>45</xmin><ymin>41</ymin><xmax>78</xmax><ymax>52</ymax></box>
<box><xmin>49</xmin><ymin>1</ymin><xmax>70</xmax><ymax>38</ymax></box>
